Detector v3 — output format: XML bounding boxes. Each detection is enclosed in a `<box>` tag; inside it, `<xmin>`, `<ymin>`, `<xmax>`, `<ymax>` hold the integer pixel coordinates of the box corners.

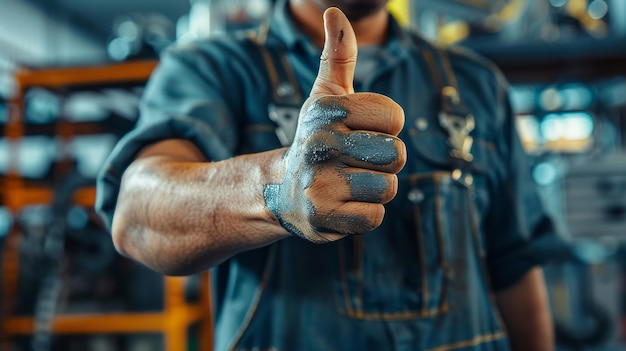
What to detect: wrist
<box><xmin>253</xmin><ymin>148</ymin><xmax>292</xmax><ymax>239</ymax></box>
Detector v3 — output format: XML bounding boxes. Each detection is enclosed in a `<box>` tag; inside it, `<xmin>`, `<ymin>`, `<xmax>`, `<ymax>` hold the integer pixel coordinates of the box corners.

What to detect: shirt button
<box><xmin>408</xmin><ymin>188</ymin><xmax>424</xmax><ymax>203</ymax></box>
<box><xmin>442</xmin><ymin>86</ymin><xmax>461</xmax><ymax>105</ymax></box>
<box><xmin>452</xmin><ymin>169</ymin><xmax>462</xmax><ymax>180</ymax></box>
<box><xmin>415</xmin><ymin>118</ymin><xmax>428</xmax><ymax>131</ymax></box>
<box><xmin>277</xmin><ymin>83</ymin><xmax>294</xmax><ymax>97</ymax></box>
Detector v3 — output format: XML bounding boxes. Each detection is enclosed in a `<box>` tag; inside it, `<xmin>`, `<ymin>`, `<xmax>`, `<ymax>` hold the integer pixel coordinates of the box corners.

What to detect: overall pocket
<box><xmin>334</xmin><ymin>125</ymin><xmax>497</xmax><ymax>321</ymax></box>
<box><xmin>335</xmin><ymin>171</ymin><xmax>490</xmax><ymax>320</ymax></box>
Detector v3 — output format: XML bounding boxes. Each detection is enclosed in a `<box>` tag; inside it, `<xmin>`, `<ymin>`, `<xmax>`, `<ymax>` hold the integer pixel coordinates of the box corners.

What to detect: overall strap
<box><xmin>420</xmin><ymin>40</ymin><xmax>494</xmax><ymax>291</ymax></box>
<box><xmin>248</xmin><ymin>29</ymin><xmax>304</xmax><ymax>146</ymax></box>
<box><xmin>421</xmin><ymin>42</ymin><xmax>476</xmax><ymax>186</ymax></box>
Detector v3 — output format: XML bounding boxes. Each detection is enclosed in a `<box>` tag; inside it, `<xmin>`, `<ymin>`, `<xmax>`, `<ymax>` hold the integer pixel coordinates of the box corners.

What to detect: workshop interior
<box><xmin>0</xmin><ymin>0</ymin><xmax>625</xmax><ymax>350</ymax></box>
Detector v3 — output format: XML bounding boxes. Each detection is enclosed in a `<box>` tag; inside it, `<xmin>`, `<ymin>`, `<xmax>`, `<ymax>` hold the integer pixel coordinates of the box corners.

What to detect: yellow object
<box><xmin>490</xmin><ymin>0</ymin><xmax>526</xmax><ymax>23</ymax></box>
<box><xmin>387</xmin><ymin>0</ymin><xmax>410</xmax><ymax>26</ymax></box>
<box><xmin>438</xmin><ymin>0</ymin><xmax>527</xmax><ymax>45</ymax></box>
<box><xmin>438</xmin><ymin>21</ymin><xmax>471</xmax><ymax>45</ymax></box>
<box><xmin>566</xmin><ymin>0</ymin><xmax>608</xmax><ymax>38</ymax></box>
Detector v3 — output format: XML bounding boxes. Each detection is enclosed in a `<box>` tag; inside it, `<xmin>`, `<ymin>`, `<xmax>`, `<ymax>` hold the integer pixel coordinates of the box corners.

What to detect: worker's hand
<box><xmin>264</xmin><ymin>7</ymin><xmax>406</xmax><ymax>243</ymax></box>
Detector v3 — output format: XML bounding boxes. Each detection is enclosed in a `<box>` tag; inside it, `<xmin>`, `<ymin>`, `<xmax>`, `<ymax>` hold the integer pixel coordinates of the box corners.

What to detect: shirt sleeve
<box><xmin>95</xmin><ymin>44</ymin><xmax>241</xmax><ymax>233</ymax></box>
<box><xmin>485</xmin><ymin>74</ymin><xmax>568</xmax><ymax>291</ymax></box>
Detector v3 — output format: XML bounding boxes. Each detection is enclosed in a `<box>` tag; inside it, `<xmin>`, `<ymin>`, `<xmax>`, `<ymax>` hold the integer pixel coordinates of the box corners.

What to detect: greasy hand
<box><xmin>264</xmin><ymin>8</ymin><xmax>406</xmax><ymax>243</ymax></box>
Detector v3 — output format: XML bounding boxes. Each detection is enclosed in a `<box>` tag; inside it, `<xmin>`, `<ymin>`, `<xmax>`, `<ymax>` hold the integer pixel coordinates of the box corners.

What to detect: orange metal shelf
<box><xmin>1</xmin><ymin>60</ymin><xmax>214</xmax><ymax>351</ymax></box>
<box><xmin>4</xmin><ymin>306</ymin><xmax>204</xmax><ymax>335</ymax></box>
<box><xmin>1</xmin><ymin>185</ymin><xmax>95</xmax><ymax>210</ymax></box>
<box><xmin>15</xmin><ymin>60</ymin><xmax>158</xmax><ymax>88</ymax></box>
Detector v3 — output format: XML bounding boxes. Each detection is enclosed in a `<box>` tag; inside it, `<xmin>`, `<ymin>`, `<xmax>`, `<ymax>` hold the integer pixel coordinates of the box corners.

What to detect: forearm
<box><xmin>112</xmin><ymin>147</ymin><xmax>290</xmax><ymax>275</ymax></box>
<box><xmin>110</xmin><ymin>9</ymin><xmax>406</xmax><ymax>274</ymax></box>
<box><xmin>495</xmin><ymin>267</ymin><xmax>554</xmax><ymax>351</ymax></box>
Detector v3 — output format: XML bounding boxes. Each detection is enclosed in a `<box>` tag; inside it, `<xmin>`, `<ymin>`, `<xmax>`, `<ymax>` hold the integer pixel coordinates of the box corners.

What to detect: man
<box><xmin>96</xmin><ymin>0</ymin><xmax>558</xmax><ymax>350</ymax></box>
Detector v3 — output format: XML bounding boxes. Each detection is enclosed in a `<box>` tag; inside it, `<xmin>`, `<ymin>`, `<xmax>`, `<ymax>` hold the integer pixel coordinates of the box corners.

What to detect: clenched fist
<box><xmin>264</xmin><ymin>7</ymin><xmax>406</xmax><ymax>243</ymax></box>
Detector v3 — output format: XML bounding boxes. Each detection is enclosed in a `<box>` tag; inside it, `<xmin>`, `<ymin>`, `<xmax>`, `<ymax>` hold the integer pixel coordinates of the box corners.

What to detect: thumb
<box><xmin>310</xmin><ymin>7</ymin><xmax>358</xmax><ymax>98</ymax></box>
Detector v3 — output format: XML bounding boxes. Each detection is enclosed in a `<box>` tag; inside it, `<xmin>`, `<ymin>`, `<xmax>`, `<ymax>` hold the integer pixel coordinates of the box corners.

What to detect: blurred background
<box><xmin>0</xmin><ymin>0</ymin><xmax>625</xmax><ymax>350</ymax></box>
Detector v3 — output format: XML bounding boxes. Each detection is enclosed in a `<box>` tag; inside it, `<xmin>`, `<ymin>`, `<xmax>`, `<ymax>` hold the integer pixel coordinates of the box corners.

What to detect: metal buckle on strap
<box><xmin>268</xmin><ymin>103</ymin><xmax>299</xmax><ymax>147</ymax></box>
<box><xmin>438</xmin><ymin>86</ymin><xmax>475</xmax><ymax>164</ymax></box>
<box><xmin>252</xmin><ymin>37</ymin><xmax>303</xmax><ymax>147</ymax></box>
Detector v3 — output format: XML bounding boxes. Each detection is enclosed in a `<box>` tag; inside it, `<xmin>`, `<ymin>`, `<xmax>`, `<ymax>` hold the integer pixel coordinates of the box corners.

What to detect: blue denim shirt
<box><xmin>96</xmin><ymin>1</ymin><xmax>562</xmax><ymax>350</ymax></box>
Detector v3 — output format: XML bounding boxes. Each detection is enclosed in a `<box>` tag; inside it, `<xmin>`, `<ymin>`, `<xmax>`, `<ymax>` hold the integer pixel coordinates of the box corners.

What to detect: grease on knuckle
<box><xmin>342</xmin><ymin>132</ymin><xmax>399</xmax><ymax>167</ymax></box>
<box><xmin>302</xmin><ymin>96</ymin><xmax>350</xmax><ymax>132</ymax></box>
<box><xmin>301</xmin><ymin>128</ymin><xmax>344</xmax><ymax>164</ymax></box>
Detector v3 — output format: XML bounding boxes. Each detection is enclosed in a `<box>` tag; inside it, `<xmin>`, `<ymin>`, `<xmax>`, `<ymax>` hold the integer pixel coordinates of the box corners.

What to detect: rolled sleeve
<box><xmin>96</xmin><ymin>44</ymin><xmax>240</xmax><ymax>233</ymax></box>
<box><xmin>485</xmin><ymin>78</ymin><xmax>568</xmax><ymax>291</ymax></box>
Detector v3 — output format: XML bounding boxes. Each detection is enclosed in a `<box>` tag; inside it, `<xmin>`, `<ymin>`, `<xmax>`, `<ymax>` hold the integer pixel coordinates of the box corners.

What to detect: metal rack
<box><xmin>0</xmin><ymin>60</ymin><xmax>213</xmax><ymax>351</ymax></box>
<box><xmin>466</xmin><ymin>36</ymin><xmax>626</xmax><ymax>83</ymax></box>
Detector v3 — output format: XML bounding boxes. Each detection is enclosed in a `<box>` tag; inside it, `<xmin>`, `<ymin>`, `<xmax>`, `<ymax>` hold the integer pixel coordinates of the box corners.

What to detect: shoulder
<box><xmin>160</xmin><ymin>31</ymin><xmax>261</xmax><ymax>68</ymax></box>
<box><xmin>405</xmin><ymin>32</ymin><xmax>511</xmax><ymax>130</ymax></box>
<box><xmin>150</xmin><ymin>31</ymin><xmax>276</xmax><ymax>94</ymax></box>
<box><xmin>445</xmin><ymin>44</ymin><xmax>509</xmax><ymax>101</ymax></box>
<box><xmin>403</xmin><ymin>30</ymin><xmax>508</xmax><ymax>94</ymax></box>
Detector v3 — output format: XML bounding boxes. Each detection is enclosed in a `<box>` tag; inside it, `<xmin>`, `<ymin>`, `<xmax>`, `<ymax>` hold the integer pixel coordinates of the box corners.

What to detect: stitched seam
<box><xmin>353</xmin><ymin>236</ymin><xmax>364</xmax><ymax>316</ymax></box>
<box><xmin>466</xmin><ymin>188</ymin><xmax>483</xmax><ymax>257</ymax></box>
<box><xmin>336</xmin><ymin>307</ymin><xmax>445</xmax><ymax>320</ymax></box>
<box><xmin>466</xmin><ymin>188</ymin><xmax>506</xmax><ymax>330</ymax></box>
<box><xmin>228</xmin><ymin>246</ymin><xmax>276</xmax><ymax>351</ymax></box>
<box><xmin>337</xmin><ymin>240</ymin><xmax>355</xmax><ymax>317</ymax></box>
<box><xmin>434</xmin><ymin>176</ymin><xmax>450</xmax><ymax>312</ymax></box>
<box><xmin>422</xmin><ymin>49</ymin><xmax>445</xmax><ymax>91</ymax></box>
<box><xmin>425</xmin><ymin>331</ymin><xmax>507</xmax><ymax>351</ymax></box>
<box><xmin>438</xmin><ymin>47</ymin><xmax>460</xmax><ymax>92</ymax></box>
<box><xmin>256</xmin><ymin>45</ymin><xmax>280</xmax><ymax>103</ymax></box>
<box><xmin>411</xmin><ymin>177</ymin><xmax>429</xmax><ymax>315</ymax></box>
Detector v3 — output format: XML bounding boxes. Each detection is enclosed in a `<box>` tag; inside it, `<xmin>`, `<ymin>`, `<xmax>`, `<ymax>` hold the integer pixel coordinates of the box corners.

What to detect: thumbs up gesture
<box><xmin>264</xmin><ymin>8</ymin><xmax>406</xmax><ymax>243</ymax></box>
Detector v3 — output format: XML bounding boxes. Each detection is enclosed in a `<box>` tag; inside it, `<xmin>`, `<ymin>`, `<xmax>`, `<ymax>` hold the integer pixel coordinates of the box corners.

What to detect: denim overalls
<box><xmin>96</xmin><ymin>1</ymin><xmax>562</xmax><ymax>350</ymax></box>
